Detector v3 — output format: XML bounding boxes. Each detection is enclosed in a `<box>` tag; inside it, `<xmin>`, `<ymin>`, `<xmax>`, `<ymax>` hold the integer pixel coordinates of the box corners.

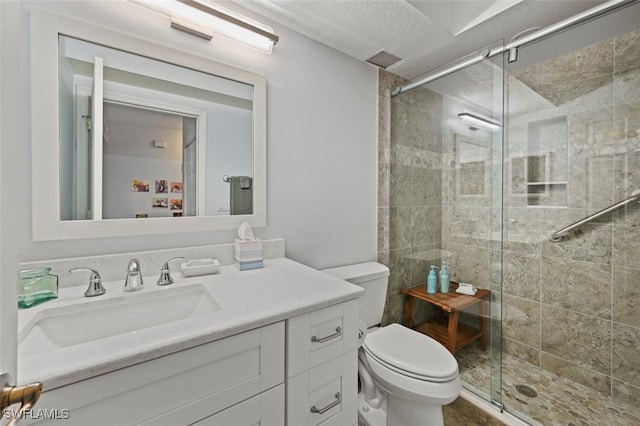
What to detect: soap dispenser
<box><xmin>440</xmin><ymin>261</ymin><xmax>451</xmax><ymax>293</ymax></box>
<box><xmin>427</xmin><ymin>265</ymin><xmax>439</xmax><ymax>294</ymax></box>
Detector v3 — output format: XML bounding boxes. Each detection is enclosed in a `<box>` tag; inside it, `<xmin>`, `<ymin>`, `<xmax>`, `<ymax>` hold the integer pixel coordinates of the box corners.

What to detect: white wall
<box><xmin>0</xmin><ymin>0</ymin><xmax>21</xmax><ymax>381</ymax></box>
<box><xmin>103</xmin><ymin>155</ymin><xmax>183</xmax><ymax>219</ymax></box>
<box><xmin>15</xmin><ymin>0</ymin><xmax>378</xmax><ymax>270</ymax></box>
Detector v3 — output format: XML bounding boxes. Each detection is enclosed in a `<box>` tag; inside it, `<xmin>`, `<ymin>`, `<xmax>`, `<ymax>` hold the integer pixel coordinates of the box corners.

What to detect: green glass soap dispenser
<box><xmin>18</xmin><ymin>268</ymin><xmax>58</xmax><ymax>309</ymax></box>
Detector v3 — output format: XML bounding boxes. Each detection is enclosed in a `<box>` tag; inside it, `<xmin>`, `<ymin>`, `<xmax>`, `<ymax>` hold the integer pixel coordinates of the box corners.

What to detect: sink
<box><xmin>19</xmin><ymin>284</ymin><xmax>220</xmax><ymax>356</ymax></box>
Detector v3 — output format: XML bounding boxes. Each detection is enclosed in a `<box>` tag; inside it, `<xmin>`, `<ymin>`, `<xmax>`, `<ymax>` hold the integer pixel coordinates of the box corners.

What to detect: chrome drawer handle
<box><xmin>310</xmin><ymin>392</ymin><xmax>341</xmax><ymax>415</ymax></box>
<box><xmin>311</xmin><ymin>326</ymin><xmax>342</xmax><ymax>343</ymax></box>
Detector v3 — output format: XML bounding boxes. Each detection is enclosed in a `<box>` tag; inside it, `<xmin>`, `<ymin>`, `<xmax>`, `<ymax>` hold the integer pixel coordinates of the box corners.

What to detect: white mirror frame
<box><xmin>30</xmin><ymin>8</ymin><xmax>267</xmax><ymax>241</ymax></box>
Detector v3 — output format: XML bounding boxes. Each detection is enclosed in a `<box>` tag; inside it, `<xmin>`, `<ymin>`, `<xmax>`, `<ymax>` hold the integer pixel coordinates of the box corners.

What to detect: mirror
<box><xmin>31</xmin><ymin>9</ymin><xmax>266</xmax><ymax>240</ymax></box>
<box><xmin>455</xmin><ymin>133</ymin><xmax>491</xmax><ymax>198</ymax></box>
<box><xmin>59</xmin><ymin>35</ymin><xmax>254</xmax><ymax>220</ymax></box>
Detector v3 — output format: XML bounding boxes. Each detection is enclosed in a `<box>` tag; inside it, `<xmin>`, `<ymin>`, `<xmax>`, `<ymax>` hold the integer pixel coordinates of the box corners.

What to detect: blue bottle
<box><xmin>427</xmin><ymin>265</ymin><xmax>438</xmax><ymax>294</ymax></box>
<box><xmin>440</xmin><ymin>261</ymin><xmax>450</xmax><ymax>293</ymax></box>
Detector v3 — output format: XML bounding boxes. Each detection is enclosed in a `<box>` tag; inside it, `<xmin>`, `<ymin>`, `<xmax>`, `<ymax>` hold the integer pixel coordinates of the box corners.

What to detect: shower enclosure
<box><xmin>381</xmin><ymin>2</ymin><xmax>640</xmax><ymax>425</ymax></box>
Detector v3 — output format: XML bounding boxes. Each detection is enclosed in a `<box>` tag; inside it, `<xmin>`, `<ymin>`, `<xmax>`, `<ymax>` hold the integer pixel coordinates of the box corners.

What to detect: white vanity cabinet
<box><xmin>16</xmin><ymin>258</ymin><xmax>364</xmax><ymax>426</ymax></box>
<box><xmin>286</xmin><ymin>299</ymin><xmax>359</xmax><ymax>426</ymax></box>
<box><xmin>23</xmin><ymin>322</ymin><xmax>284</xmax><ymax>426</ymax></box>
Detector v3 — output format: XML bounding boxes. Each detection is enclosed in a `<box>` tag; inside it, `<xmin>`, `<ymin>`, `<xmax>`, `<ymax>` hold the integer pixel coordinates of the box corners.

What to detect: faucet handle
<box><xmin>157</xmin><ymin>257</ymin><xmax>185</xmax><ymax>286</ymax></box>
<box><xmin>124</xmin><ymin>258</ymin><xmax>144</xmax><ymax>292</ymax></box>
<box><xmin>127</xmin><ymin>258</ymin><xmax>142</xmax><ymax>274</ymax></box>
<box><xmin>69</xmin><ymin>267</ymin><xmax>106</xmax><ymax>297</ymax></box>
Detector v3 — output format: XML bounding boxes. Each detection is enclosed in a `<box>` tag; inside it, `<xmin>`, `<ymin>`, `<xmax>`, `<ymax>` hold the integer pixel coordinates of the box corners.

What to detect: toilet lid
<box><xmin>363</xmin><ymin>323</ymin><xmax>458</xmax><ymax>382</ymax></box>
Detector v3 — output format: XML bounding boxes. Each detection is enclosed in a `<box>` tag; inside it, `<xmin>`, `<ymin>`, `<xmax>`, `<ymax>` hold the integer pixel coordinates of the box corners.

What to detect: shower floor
<box><xmin>455</xmin><ymin>343</ymin><xmax>640</xmax><ymax>426</ymax></box>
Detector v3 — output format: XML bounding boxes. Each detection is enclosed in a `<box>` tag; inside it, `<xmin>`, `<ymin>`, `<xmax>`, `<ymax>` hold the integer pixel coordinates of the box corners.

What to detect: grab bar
<box><xmin>550</xmin><ymin>191</ymin><xmax>640</xmax><ymax>242</ymax></box>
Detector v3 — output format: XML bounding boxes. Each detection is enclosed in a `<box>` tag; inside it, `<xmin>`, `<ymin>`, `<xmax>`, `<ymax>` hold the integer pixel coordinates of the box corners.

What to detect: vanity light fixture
<box><xmin>457</xmin><ymin>112</ymin><xmax>501</xmax><ymax>133</ymax></box>
<box><xmin>126</xmin><ymin>0</ymin><xmax>279</xmax><ymax>53</ymax></box>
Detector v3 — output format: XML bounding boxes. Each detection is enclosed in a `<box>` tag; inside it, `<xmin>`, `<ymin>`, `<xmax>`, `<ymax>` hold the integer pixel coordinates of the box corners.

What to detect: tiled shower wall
<box><xmin>502</xmin><ymin>28</ymin><xmax>640</xmax><ymax>404</ymax></box>
<box><xmin>378</xmin><ymin>67</ymin><xmax>494</xmax><ymax>329</ymax></box>
<box><xmin>377</xmin><ymin>69</ymin><xmax>444</xmax><ymax>326</ymax></box>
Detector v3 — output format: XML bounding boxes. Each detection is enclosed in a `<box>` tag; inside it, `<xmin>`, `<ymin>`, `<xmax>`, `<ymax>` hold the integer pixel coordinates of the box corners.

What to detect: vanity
<box><xmin>18</xmin><ymin>257</ymin><xmax>363</xmax><ymax>425</ymax></box>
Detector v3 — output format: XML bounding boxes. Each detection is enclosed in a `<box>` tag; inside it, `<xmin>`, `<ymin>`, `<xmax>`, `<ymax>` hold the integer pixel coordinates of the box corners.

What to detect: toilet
<box><xmin>323</xmin><ymin>262</ymin><xmax>461</xmax><ymax>426</ymax></box>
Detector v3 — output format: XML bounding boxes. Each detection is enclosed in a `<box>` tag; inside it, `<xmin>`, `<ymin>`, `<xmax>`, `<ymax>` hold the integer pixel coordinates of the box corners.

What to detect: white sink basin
<box><xmin>19</xmin><ymin>284</ymin><xmax>220</xmax><ymax>356</ymax></box>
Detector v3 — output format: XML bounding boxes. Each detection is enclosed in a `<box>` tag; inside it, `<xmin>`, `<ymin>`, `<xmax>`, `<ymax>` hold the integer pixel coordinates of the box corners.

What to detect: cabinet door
<box><xmin>23</xmin><ymin>322</ymin><xmax>284</xmax><ymax>425</ymax></box>
<box><xmin>192</xmin><ymin>384</ymin><xmax>284</xmax><ymax>426</ymax></box>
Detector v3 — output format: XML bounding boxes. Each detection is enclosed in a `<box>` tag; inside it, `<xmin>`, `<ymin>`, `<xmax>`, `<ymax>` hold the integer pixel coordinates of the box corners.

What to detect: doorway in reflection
<box><xmin>98</xmin><ymin>102</ymin><xmax>195</xmax><ymax>220</ymax></box>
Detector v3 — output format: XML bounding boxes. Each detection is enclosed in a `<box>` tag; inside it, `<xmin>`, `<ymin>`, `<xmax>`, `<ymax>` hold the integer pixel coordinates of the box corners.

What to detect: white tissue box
<box><xmin>234</xmin><ymin>239</ymin><xmax>263</xmax><ymax>262</ymax></box>
<box><xmin>181</xmin><ymin>258</ymin><xmax>220</xmax><ymax>277</ymax></box>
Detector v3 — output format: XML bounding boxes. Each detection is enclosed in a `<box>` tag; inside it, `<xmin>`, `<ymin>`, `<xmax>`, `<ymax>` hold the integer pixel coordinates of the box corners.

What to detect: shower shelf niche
<box><xmin>525</xmin><ymin>116</ymin><xmax>568</xmax><ymax>207</ymax></box>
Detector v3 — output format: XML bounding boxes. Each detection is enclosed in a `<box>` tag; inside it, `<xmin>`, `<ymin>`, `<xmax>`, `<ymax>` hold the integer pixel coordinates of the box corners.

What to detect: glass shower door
<box><xmin>388</xmin><ymin>39</ymin><xmax>505</xmax><ymax>409</ymax></box>
<box><xmin>426</xmin><ymin>41</ymin><xmax>505</xmax><ymax>409</ymax></box>
<box><xmin>389</xmin><ymin>7</ymin><xmax>640</xmax><ymax>423</ymax></box>
<box><xmin>502</xmin><ymin>11</ymin><xmax>640</xmax><ymax>425</ymax></box>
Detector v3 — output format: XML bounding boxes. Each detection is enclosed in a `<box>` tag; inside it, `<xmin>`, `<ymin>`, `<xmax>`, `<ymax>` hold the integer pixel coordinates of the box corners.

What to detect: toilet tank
<box><xmin>322</xmin><ymin>262</ymin><xmax>390</xmax><ymax>328</ymax></box>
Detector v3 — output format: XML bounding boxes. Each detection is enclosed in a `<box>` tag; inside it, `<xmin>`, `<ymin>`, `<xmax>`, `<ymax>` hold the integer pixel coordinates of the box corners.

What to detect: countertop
<box><xmin>18</xmin><ymin>258</ymin><xmax>364</xmax><ymax>391</ymax></box>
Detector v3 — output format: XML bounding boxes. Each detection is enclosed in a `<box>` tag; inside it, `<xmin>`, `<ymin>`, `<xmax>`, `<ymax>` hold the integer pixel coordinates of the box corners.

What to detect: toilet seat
<box><xmin>362</xmin><ymin>323</ymin><xmax>458</xmax><ymax>383</ymax></box>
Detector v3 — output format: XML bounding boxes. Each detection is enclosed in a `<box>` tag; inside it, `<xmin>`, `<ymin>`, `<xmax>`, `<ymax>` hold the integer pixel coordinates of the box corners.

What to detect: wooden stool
<box><xmin>400</xmin><ymin>282</ymin><xmax>491</xmax><ymax>354</ymax></box>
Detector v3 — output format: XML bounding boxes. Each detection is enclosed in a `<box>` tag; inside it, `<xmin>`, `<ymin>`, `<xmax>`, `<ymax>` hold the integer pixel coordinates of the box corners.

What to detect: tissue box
<box><xmin>234</xmin><ymin>239</ymin><xmax>263</xmax><ymax>261</ymax></box>
<box><xmin>235</xmin><ymin>259</ymin><xmax>264</xmax><ymax>271</ymax></box>
<box><xmin>234</xmin><ymin>239</ymin><xmax>263</xmax><ymax>270</ymax></box>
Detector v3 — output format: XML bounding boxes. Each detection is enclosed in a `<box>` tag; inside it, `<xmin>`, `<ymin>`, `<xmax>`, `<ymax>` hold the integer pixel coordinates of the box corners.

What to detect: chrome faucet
<box><xmin>69</xmin><ymin>267</ymin><xmax>106</xmax><ymax>297</ymax></box>
<box><xmin>124</xmin><ymin>258</ymin><xmax>144</xmax><ymax>292</ymax></box>
<box><xmin>157</xmin><ymin>257</ymin><xmax>184</xmax><ymax>286</ymax></box>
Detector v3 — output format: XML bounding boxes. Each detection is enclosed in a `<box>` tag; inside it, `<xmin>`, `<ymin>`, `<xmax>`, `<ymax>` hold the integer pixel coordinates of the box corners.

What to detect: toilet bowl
<box><xmin>359</xmin><ymin>324</ymin><xmax>460</xmax><ymax>426</ymax></box>
<box><xmin>322</xmin><ymin>263</ymin><xmax>461</xmax><ymax>426</ymax></box>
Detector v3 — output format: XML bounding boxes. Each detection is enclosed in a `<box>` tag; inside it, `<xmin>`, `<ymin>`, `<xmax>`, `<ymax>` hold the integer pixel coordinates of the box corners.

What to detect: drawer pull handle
<box><xmin>311</xmin><ymin>326</ymin><xmax>342</xmax><ymax>343</ymax></box>
<box><xmin>310</xmin><ymin>392</ymin><xmax>341</xmax><ymax>415</ymax></box>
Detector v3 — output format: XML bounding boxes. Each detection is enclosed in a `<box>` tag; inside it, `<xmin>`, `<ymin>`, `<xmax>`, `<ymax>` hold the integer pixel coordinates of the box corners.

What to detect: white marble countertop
<box><xmin>18</xmin><ymin>258</ymin><xmax>364</xmax><ymax>391</ymax></box>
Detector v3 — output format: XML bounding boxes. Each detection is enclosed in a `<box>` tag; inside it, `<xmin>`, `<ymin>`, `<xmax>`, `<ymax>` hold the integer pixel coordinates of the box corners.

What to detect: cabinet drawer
<box><xmin>192</xmin><ymin>384</ymin><xmax>284</xmax><ymax>426</ymax></box>
<box><xmin>287</xmin><ymin>350</ymin><xmax>358</xmax><ymax>426</ymax></box>
<box><xmin>24</xmin><ymin>322</ymin><xmax>284</xmax><ymax>426</ymax></box>
<box><xmin>318</xmin><ymin>412</ymin><xmax>343</xmax><ymax>426</ymax></box>
<box><xmin>287</xmin><ymin>299</ymin><xmax>359</xmax><ymax>377</ymax></box>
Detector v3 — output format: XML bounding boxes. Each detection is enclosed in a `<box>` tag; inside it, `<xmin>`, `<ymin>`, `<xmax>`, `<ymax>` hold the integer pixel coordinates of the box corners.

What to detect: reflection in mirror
<box><xmin>455</xmin><ymin>133</ymin><xmax>492</xmax><ymax>197</ymax></box>
<box><xmin>102</xmin><ymin>103</ymin><xmax>195</xmax><ymax>219</ymax></box>
<box><xmin>455</xmin><ymin>133</ymin><xmax>491</xmax><ymax>198</ymax></box>
<box><xmin>58</xmin><ymin>35</ymin><xmax>254</xmax><ymax>221</ymax></box>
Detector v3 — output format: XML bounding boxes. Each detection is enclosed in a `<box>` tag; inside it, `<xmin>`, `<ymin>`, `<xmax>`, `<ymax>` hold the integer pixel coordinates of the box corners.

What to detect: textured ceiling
<box><xmin>231</xmin><ymin>0</ymin><xmax>606</xmax><ymax>80</ymax></box>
